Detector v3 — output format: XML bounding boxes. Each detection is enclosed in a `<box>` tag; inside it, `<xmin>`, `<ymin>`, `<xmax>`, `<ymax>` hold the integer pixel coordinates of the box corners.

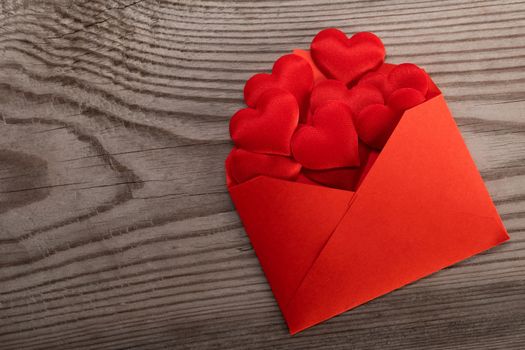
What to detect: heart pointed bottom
<box><xmin>228</xmin><ymin>95</ymin><xmax>509</xmax><ymax>335</ymax></box>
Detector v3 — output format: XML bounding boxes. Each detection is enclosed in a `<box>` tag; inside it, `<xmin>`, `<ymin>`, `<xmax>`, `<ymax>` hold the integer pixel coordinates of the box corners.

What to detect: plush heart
<box><xmin>375</xmin><ymin>62</ymin><xmax>397</xmax><ymax>76</ymax></box>
<box><xmin>388</xmin><ymin>63</ymin><xmax>429</xmax><ymax>95</ymax></box>
<box><xmin>358</xmin><ymin>148</ymin><xmax>380</xmax><ymax>185</ymax></box>
<box><xmin>426</xmin><ymin>73</ymin><xmax>441</xmax><ymax>99</ymax></box>
<box><xmin>347</xmin><ymin>83</ymin><xmax>385</xmax><ymax>116</ymax></box>
<box><xmin>355</xmin><ymin>103</ymin><xmax>400</xmax><ymax>150</ymax></box>
<box><xmin>292</xmin><ymin>49</ymin><xmax>327</xmax><ymax>84</ymax></box>
<box><xmin>291</xmin><ymin>101</ymin><xmax>359</xmax><ymax>169</ymax></box>
<box><xmin>244</xmin><ymin>54</ymin><xmax>314</xmax><ymax>118</ymax></box>
<box><xmin>302</xmin><ymin>167</ymin><xmax>361</xmax><ymax>191</ymax></box>
<box><xmin>301</xmin><ymin>142</ymin><xmax>372</xmax><ymax>191</ymax></box>
<box><xmin>358</xmin><ymin>64</ymin><xmax>396</xmax><ymax>99</ymax></box>
<box><xmin>358</xmin><ymin>71</ymin><xmax>390</xmax><ymax>95</ymax></box>
<box><xmin>311</xmin><ymin>29</ymin><xmax>385</xmax><ymax>85</ymax></box>
<box><xmin>309</xmin><ymin>79</ymin><xmax>352</xmax><ymax>115</ymax></box>
<box><xmin>308</xmin><ymin>79</ymin><xmax>383</xmax><ymax>125</ymax></box>
<box><xmin>295</xmin><ymin>172</ymin><xmax>322</xmax><ymax>185</ymax></box>
<box><xmin>387</xmin><ymin>88</ymin><xmax>426</xmax><ymax>112</ymax></box>
<box><xmin>226</xmin><ymin>148</ymin><xmax>301</xmax><ymax>184</ymax></box>
<box><xmin>230</xmin><ymin>89</ymin><xmax>299</xmax><ymax>156</ymax></box>
<box><xmin>357</xmin><ymin>140</ymin><xmax>374</xmax><ymax>164</ymax></box>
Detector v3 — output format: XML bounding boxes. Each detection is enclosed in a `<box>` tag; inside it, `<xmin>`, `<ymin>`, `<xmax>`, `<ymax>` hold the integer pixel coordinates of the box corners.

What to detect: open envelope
<box><xmin>228</xmin><ymin>94</ymin><xmax>509</xmax><ymax>334</ymax></box>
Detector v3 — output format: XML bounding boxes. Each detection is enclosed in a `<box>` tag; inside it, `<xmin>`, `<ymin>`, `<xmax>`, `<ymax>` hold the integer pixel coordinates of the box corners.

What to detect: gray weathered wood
<box><xmin>0</xmin><ymin>0</ymin><xmax>524</xmax><ymax>349</ymax></box>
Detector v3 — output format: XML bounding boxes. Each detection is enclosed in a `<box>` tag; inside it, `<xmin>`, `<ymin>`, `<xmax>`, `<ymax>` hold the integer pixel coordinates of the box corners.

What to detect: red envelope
<box><xmin>227</xmin><ymin>94</ymin><xmax>509</xmax><ymax>334</ymax></box>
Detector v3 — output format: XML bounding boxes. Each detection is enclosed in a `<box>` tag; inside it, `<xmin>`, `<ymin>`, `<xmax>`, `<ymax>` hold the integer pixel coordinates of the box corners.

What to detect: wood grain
<box><xmin>0</xmin><ymin>0</ymin><xmax>524</xmax><ymax>349</ymax></box>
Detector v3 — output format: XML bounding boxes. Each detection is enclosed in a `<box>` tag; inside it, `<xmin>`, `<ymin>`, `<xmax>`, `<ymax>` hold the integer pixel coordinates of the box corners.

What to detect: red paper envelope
<box><xmin>228</xmin><ymin>94</ymin><xmax>509</xmax><ymax>334</ymax></box>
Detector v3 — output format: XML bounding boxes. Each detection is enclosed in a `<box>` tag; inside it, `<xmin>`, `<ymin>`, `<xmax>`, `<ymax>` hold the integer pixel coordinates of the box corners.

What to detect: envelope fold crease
<box><xmin>229</xmin><ymin>177</ymin><xmax>355</xmax><ymax>308</ymax></box>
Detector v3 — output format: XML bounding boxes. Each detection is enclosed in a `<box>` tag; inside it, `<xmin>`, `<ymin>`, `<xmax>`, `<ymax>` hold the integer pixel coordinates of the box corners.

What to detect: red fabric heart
<box><xmin>292</xmin><ymin>49</ymin><xmax>327</xmax><ymax>84</ymax></box>
<box><xmin>226</xmin><ymin>148</ymin><xmax>301</xmax><ymax>184</ymax></box>
<box><xmin>309</xmin><ymin>79</ymin><xmax>352</xmax><ymax>115</ymax></box>
<box><xmin>388</xmin><ymin>63</ymin><xmax>429</xmax><ymax>95</ymax></box>
<box><xmin>357</xmin><ymin>140</ymin><xmax>373</xmax><ymax>164</ymax></box>
<box><xmin>387</xmin><ymin>88</ymin><xmax>426</xmax><ymax>112</ymax></box>
<box><xmin>301</xmin><ymin>142</ymin><xmax>371</xmax><ymax>191</ymax></box>
<box><xmin>244</xmin><ymin>54</ymin><xmax>314</xmax><ymax>118</ymax></box>
<box><xmin>230</xmin><ymin>89</ymin><xmax>299</xmax><ymax>156</ymax></box>
<box><xmin>426</xmin><ymin>73</ymin><xmax>441</xmax><ymax>99</ymax></box>
<box><xmin>358</xmin><ymin>148</ymin><xmax>380</xmax><ymax>185</ymax></box>
<box><xmin>355</xmin><ymin>103</ymin><xmax>401</xmax><ymax>149</ymax></box>
<box><xmin>375</xmin><ymin>62</ymin><xmax>397</xmax><ymax>76</ymax></box>
<box><xmin>295</xmin><ymin>172</ymin><xmax>322</xmax><ymax>186</ymax></box>
<box><xmin>292</xmin><ymin>101</ymin><xmax>359</xmax><ymax>169</ymax></box>
<box><xmin>347</xmin><ymin>83</ymin><xmax>385</xmax><ymax>116</ymax></box>
<box><xmin>311</xmin><ymin>29</ymin><xmax>385</xmax><ymax>85</ymax></box>
<box><xmin>302</xmin><ymin>167</ymin><xmax>361</xmax><ymax>191</ymax></box>
<box><xmin>358</xmin><ymin>71</ymin><xmax>390</xmax><ymax>95</ymax></box>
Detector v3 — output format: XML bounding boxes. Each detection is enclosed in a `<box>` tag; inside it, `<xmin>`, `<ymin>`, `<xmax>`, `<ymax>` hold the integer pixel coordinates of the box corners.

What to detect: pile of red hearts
<box><xmin>226</xmin><ymin>28</ymin><xmax>440</xmax><ymax>191</ymax></box>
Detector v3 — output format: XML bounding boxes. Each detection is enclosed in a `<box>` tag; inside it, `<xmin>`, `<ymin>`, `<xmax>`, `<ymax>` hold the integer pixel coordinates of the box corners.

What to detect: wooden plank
<box><xmin>0</xmin><ymin>0</ymin><xmax>524</xmax><ymax>349</ymax></box>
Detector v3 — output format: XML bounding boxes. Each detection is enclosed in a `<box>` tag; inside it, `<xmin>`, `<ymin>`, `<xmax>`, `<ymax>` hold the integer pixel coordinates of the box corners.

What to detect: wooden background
<box><xmin>0</xmin><ymin>0</ymin><xmax>524</xmax><ymax>349</ymax></box>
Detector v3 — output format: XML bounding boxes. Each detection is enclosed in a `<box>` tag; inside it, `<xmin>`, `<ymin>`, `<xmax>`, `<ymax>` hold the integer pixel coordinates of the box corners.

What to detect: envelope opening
<box><xmin>227</xmin><ymin>94</ymin><xmax>445</xmax><ymax>195</ymax></box>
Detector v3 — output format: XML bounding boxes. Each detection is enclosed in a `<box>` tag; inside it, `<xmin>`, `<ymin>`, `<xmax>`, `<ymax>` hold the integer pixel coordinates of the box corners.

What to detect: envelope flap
<box><xmin>229</xmin><ymin>177</ymin><xmax>354</xmax><ymax>309</ymax></box>
<box><xmin>283</xmin><ymin>95</ymin><xmax>509</xmax><ymax>334</ymax></box>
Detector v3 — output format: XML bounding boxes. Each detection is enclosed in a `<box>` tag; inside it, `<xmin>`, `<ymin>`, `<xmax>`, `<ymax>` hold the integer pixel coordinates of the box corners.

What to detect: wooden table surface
<box><xmin>1</xmin><ymin>1</ymin><xmax>524</xmax><ymax>349</ymax></box>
